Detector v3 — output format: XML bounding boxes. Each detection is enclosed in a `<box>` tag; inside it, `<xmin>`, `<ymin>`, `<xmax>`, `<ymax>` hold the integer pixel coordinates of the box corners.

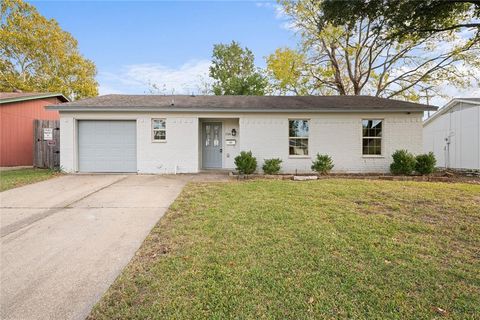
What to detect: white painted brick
<box><xmin>240</xmin><ymin>113</ymin><xmax>424</xmax><ymax>173</ymax></box>
<box><xmin>59</xmin><ymin>111</ymin><xmax>424</xmax><ymax>174</ymax></box>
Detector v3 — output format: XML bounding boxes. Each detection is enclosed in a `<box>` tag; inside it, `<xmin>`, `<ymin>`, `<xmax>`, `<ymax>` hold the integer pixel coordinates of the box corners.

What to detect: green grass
<box><xmin>89</xmin><ymin>179</ymin><xmax>480</xmax><ymax>320</ymax></box>
<box><xmin>0</xmin><ymin>168</ymin><xmax>59</xmax><ymax>192</ymax></box>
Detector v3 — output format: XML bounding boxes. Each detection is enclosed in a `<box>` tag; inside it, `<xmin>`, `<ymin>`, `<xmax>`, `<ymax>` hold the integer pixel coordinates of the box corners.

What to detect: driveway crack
<box><xmin>0</xmin><ymin>176</ymin><xmax>128</xmax><ymax>238</ymax></box>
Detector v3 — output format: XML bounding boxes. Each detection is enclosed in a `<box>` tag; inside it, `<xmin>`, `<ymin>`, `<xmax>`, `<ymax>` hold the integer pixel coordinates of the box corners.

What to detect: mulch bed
<box><xmin>231</xmin><ymin>170</ymin><xmax>480</xmax><ymax>184</ymax></box>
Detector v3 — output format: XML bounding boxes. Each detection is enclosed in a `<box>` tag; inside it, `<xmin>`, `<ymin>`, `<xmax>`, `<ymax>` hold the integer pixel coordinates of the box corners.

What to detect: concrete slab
<box><xmin>0</xmin><ymin>174</ymin><xmax>192</xmax><ymax>320</ymax></box>
<box><xmin>0</xmin><ymin>174</ymin><xmax>126</xmax><ymax>208</ymax></box>
<box><xmin>71</xmin><ymin>175</ymin><xmax>186</xmax><ymax>209</ymax></box>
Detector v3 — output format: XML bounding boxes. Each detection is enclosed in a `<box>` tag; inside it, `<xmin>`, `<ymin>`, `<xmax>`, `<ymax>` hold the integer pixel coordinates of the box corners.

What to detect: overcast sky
<box><xmin>33</xmin><ymin>0</ymin><xmax>478</xmax><ymax>107</ymax></box>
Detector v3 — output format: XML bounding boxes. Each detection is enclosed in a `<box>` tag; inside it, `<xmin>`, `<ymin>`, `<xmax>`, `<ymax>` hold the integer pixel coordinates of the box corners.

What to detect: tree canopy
<box><xmin>0</xmin><ymin>0</ymin><xmax>98</xmax><ymax>100</ymax></box>
<box><xmin>319</xmin><ymin>0</ymin><xmax>480</xmax><ymax>39</ymax></box>
<box><xmin>266</xmin><ymin>0</ymin><xmax>479</xmax><ymax>101</ymax></box>
<box><xmin>209</xmin><ymin>41</ymin><xmax>267</xmax><ymax>95</ymax></box>
<box><xmin>266</xmin><ymin>48</ymin><xmax>313</xmax><ymax>95</ymax></box>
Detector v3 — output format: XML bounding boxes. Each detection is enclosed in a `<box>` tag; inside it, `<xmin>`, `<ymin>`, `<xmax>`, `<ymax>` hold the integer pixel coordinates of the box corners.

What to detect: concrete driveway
<box><xmin>0</xmin><ymin>174</ymin><xmax>203</xmax><ymax>320</ymax></box>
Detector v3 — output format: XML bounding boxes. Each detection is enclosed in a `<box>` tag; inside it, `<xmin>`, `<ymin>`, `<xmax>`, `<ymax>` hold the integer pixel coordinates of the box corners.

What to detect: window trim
<box><xmin>288</xmin><ymin>119</ymin><xmax>310</xmax><ymax>157</ymax></box>
<box><xmin>152</xmin><ymin>118</ymin><xmax>167</xmax><ymax>142</ymax></box>
<box><xmin>361</xmin><ymin>119</ymin><xmax>384</xmax><ymax>157</ymax></box>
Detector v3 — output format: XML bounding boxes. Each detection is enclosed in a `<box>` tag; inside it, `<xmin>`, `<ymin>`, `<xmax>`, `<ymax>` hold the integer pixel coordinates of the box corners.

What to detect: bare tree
<box><xmin>272</xmin><ymin>0</ymin><xmax>480</xmax><ymax>100</ymax></box>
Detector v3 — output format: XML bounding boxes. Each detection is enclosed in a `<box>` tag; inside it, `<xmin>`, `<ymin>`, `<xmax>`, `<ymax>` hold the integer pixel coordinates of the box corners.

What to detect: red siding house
<box><xmin>0</xmin><ymin>92</ymin><xmax>69</xmax><ymax>167</ymax></box>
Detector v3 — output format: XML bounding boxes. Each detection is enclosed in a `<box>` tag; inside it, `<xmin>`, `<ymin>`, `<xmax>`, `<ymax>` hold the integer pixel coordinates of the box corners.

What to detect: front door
<box><xmin>202</xmin><ymin>122</ymin><xmax>222</xmax><ymax>168</ymax></box>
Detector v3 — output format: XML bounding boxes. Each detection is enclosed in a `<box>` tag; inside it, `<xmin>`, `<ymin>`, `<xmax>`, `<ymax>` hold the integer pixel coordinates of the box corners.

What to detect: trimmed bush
<box><xmin>390</xmin><ymin>149</ymin><xmax>416</xmax><ymax>175</ymax></box>
<box><xmin>234</xmin><ymin>151</ymin><xmax>257</xmax><ymax>174</ymax></box>
<box><xmin>311</xmin><ymin>154</ymin><xmax>334</xmax><ymax>174</ymax></box>
<box><xmin>416</xmin><ymin>152</ymin><xmax>436</xmax><ymax>175</ymax></box>
<box><xmin>262</xmin><ymin>158</ymin><xmax>282</xmax><ymax>175</ymax></box>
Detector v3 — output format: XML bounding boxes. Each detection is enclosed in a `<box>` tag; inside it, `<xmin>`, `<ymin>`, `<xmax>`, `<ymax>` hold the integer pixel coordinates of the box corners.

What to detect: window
<box><xmin>362</xmin><ymin>119</ymin><xmax>382</xmax><ymax>155</ymax></box>
<box><xmin>152</xmin><ymin>119</ymin><xmax>166</xmax><ymax>141</ymax></box>
<box><xmin>289</xmin><ymin>119</ymin><xmax>309</xmax><ymax>156</ymax></box>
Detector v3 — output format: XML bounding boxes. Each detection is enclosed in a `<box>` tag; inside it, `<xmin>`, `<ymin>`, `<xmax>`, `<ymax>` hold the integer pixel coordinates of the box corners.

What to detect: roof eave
<box><xmin>454</xmin><ymin>98</ymin><xmax>480</xmax><ymax>105</ymax></box>
<box><xmin>423</xmin><ymin>98</ymin><xmax>479</xmax><ymax>126</ymax></box>
<box><xmin>1</xmin><ymin>93</ymin><xmax>69</xmax><ymax>104</ymax></box>
<box><xmin>46</xmin><ymin>106</ymin><xmax>435</xmax><ymax>113</ymax></box>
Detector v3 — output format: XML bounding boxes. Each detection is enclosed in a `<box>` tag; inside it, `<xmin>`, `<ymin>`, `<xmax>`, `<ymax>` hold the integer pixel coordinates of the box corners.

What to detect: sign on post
<box><xmin>34</xmin><ymin>120</ymin><xmax>60</xmax><ymax>169</ymax></box>
<box><xmin>43</xmin><ymin>128</ymin><xmax>53</xmax><ymax>140</ymax></box>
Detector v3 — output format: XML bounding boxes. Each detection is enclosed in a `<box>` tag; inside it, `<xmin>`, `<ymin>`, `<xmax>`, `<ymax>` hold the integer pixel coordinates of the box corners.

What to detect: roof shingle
<box><xmin>48</xmin><ymin>94</ymin><xmax>438</xmax><ymax>112</ymax></box>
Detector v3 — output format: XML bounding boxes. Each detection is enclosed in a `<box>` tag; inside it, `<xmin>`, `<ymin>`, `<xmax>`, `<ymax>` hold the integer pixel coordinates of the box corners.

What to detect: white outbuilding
<box><xmin>423</xmin><ymin>98</ymin><xmax>480</xmax><ymax>170</ymax></box>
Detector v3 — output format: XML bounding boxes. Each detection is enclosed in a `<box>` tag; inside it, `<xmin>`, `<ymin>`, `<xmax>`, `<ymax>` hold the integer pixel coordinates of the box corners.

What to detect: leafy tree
<box><xmin>273</xmin><ymin>0</ymin><xmax>479</xmax><ymax>101</ymax></box>
<box><xmin>266</xmin><ymin>48</ymin><xmax>318</xmax><ymax>95</ymax></box>
<box><xmin>320</xmin><ymin>0</ymin><xmax>480</xmax><ymax>40</ymax></box>
<box><xmin>209</xmin><ymin>41</ymin><xmax>267</xmax><ymax>95</ymax></box>
<box><xmin>0</xmin><ymin>0</ymin><xmax>98</xmax><ymax>99</ymax></box>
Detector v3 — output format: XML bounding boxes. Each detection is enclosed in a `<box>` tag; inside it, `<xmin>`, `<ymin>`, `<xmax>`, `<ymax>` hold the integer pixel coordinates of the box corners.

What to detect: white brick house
<box><xmin>48</xmin><ymin>95</ymin><xmax>436</xmax><ymax>174</ymax></box>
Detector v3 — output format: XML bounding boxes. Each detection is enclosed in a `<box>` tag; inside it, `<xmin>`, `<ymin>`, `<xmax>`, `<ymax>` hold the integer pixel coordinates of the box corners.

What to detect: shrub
<box><xmin>262</xmin><ymin>158</ymin><xmax>282</xmax><ymax>174</ymax></box>
<box><xmin>390</xmin><ymin>149</ymin><xmax>416</xmax><ymax>175</ymax></box>
<box><xmin>311</xmin><ymin>154</ymin><xmax>334</xmax><ymax>174</ymax></box>
<box><xmin>415</xmin><ymin>152</ymin><xmax>436</xmax><ymax>175</ymax></box>
<box><xmin>234</xmin><ymin>151</ymin><xmax>257</xmax><ymax>174</ymax></box>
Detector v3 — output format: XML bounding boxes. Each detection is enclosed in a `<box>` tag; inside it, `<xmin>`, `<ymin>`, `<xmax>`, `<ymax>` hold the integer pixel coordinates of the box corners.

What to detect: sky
<box><xmin>32</xmin><ymin>1</ymin><xmax>296</xmax><ymax>95</ymax></box>
<box><xmin>31</xmin><ymin>0</ymin><xmax>478</xmax><ymax>106</ymax></box>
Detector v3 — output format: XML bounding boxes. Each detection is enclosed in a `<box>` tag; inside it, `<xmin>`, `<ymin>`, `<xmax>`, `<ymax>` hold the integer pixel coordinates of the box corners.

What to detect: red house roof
<box><xmin>0</xmin><ymin>92</ymin><xmax>69</xmax><ymax>104</ymax></box>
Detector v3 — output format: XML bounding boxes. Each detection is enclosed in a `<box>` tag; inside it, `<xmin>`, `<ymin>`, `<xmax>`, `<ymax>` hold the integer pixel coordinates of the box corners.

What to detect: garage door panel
<box><xmin>78</xmin><ymin>120</ymin><xmax>137</xmax><ymax>172</ymax></box>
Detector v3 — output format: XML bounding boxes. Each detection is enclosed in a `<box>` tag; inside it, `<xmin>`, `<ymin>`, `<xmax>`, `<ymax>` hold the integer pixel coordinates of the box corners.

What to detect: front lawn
<box><xmin>90</xmin><ymin>179</ymin><xmax>480</xmax><ymax>319</ymax></box>
<box><xmin>0</xmin><ymin>168</ymin><xmax>59</xmax><ymax>192</ymax></box>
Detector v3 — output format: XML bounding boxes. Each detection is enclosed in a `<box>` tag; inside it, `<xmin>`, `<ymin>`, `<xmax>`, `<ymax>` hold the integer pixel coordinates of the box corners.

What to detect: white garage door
<box><xmin>78</xmin><ymin>120</ymin><xmax>137</xmax><ymax>172</ymax></box>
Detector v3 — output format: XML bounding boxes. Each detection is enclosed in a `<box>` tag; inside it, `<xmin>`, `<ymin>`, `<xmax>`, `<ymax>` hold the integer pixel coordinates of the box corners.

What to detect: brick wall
<box><xmin>240</xmin><ymin>113</ymin><xmax>423</xmax><ymax>173</ymax></box>
<box><xmin>59</xmin><ymin>111</ymin><xmax>423</xmax><ymax>174</ymax></box>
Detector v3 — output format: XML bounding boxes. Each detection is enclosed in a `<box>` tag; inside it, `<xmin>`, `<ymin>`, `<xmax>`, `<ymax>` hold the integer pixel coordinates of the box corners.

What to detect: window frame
<box><xmin>288</xmin><ymin>119</ymin><xmax>310</xmax><ymax>157</ymax></box>
<box><xmin>361</xmin><ymin>119</ymin><xmax>383</xmax><ymax>157</ymax></box>
<box><xmin>152</xmin><ymin>118</ymin><xmax>167</xmax><ymax>142</ymax></box>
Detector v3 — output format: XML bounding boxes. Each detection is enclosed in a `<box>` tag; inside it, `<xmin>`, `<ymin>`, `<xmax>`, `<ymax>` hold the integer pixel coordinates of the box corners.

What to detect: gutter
<box><xmin>423</xmin><ymin>98</ymin><xmax>480</xmax><ymax>126</ymax></box>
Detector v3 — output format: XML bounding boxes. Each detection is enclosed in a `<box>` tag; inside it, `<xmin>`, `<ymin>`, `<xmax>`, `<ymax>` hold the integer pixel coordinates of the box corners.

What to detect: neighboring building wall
<box><xmin>0</xmin><ymin>98</ymin><xmax>60</xmax><ymax>166</ymax></box>
<box><xmin>423</xmin><ymin>102</ymin><xmax>480</xmax><ymax>170</ymax></box>
<box><xmin>241</xmin><ymin>112</ymin><xmax>423</xmax><ymax>173</ymax></box>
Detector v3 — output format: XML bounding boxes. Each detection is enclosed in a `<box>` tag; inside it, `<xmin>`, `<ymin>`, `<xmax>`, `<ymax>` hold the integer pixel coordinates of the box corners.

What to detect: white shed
<box><xmin>423</xmin><ymin>98</ymin><xmax>480</xmax><ymax>170</ymax></box>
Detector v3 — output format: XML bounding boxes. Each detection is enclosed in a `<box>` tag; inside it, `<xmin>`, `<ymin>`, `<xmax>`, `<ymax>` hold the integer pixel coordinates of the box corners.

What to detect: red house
<box><xmin>0</xmin><ymin>92</ymin><xmax>69</xmax><ymax>167</ymax></box>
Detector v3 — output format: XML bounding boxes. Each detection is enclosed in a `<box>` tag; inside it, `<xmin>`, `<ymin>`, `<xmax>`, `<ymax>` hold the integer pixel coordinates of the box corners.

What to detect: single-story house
<box><xmin>423</xmin><ymin>98</ymin><xmax>480</xmax><ymax>170</ymax></box>
<box><xmin>0</xmin><ymin>92</ymin><xmax>69</xmax><ymax>167</ymax></box>
<box><xmin>47</xmin><ymin>95</ymin><xmax>437</xmax><ymax>174</ymax></box>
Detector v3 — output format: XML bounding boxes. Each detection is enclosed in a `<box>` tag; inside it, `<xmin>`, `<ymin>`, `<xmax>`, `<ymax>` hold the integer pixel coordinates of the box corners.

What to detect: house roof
<box><xmin>0</xmin><ymin>92</ymin><xmax>69</xmax><ymax>104</ymax></box>
<box><xmin>47</xmin><ymin>94</ymin><xmax>437</xmax><ymax>113</ymax></box>
<box><xmin>423</xmin><ymin>97</ymin><xmax>480</xmax><ymax>126</ymax></box>
<box><xmin>455</xmin><ymin>98</ymin><xmax>480</xmax><ymax>103</ymax></box>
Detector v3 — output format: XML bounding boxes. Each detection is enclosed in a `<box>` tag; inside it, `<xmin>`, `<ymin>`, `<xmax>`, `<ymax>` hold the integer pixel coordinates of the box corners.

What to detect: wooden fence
<box><xmin>34</xmin><ymin>120</ymin><xmax>60</xmax><ymax>169</ymax></box>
